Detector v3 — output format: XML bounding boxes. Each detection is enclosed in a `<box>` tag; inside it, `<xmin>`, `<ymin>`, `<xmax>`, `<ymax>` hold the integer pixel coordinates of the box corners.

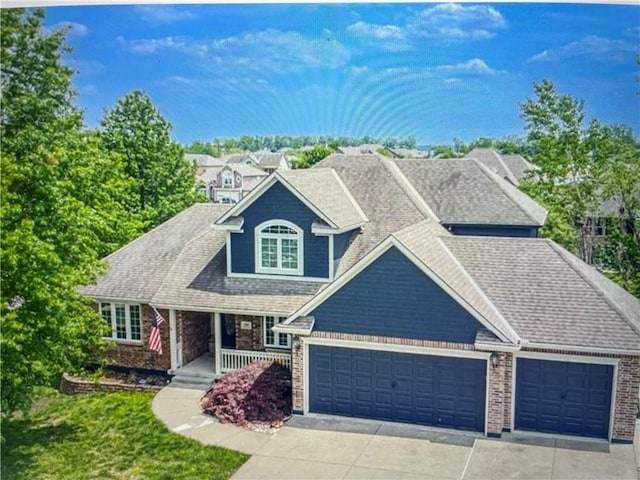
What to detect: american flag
<box><xmin>149</xmin><ymin>307</ymin><xmax>165</xmax><ymax>354</ymax></box>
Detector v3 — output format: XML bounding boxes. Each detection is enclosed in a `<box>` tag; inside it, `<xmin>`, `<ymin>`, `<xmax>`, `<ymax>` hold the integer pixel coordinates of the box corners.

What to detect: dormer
<box><xmin>214</xmin><ymin>169</ymin><xmax>368</xmax><ymax>282</ymax></box>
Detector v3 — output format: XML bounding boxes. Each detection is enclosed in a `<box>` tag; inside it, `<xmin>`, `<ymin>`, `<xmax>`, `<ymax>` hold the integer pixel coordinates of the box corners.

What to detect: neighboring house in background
<box><xmin>385</xmin><ymin>147</ymin><xmax>429</xmax><ymax>159</ymax></box>
<box><xmin>337</xmin><ymin>144</ymin><xmax>383</xmax><ymax>155</ymax></box>
<box><xmin>185</xmin><ymin>153</ymin><xmax>225</xmax><ymax>168</ymax></box>
<box><xmin>465</xmin><ymin>148</ymin><xmax>538</xmax><ymax>186</ymax></box>
<box><xmin>224</xmin><ymin>153</ymin><xmax>260</xmax><ymax>168</ymax></box>
<box><xmin>83</xmin><ymin>153</ymin><xmax>640</xmax><ymax>444</ymax></box>
<box><xmin>255</xmin><ymin>152</ymin><xmax>291</xmax><ymax>173</ymax></box>
<box><xmin>203</xmin><ymin>164</ymin><xmax>268</xmax><ymax>204</ymax></box>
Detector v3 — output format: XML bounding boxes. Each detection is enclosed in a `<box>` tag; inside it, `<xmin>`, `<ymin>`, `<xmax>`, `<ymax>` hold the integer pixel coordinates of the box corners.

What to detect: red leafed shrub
<box><xmin>200</xmin><ymin>360</ymin><xmax>291</xmax><ymax>427</ymax></box>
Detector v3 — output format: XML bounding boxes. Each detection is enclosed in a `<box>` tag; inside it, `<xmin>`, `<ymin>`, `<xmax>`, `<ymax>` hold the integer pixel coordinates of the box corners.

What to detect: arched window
<box><xmin>222</xmin><ymin>170</ymin><xmax>234</xmax><ymax>188</ymax></box>
<box><xmin>255</xmin><ymin>220</ymin><xmax>303</xmax><ymax>275</ymax></box>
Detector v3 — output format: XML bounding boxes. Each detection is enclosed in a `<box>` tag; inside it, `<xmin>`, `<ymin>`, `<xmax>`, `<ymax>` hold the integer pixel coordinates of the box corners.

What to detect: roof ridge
<box><xmin>545</xmin><ymin>240</ymin><xmax>640</xmax><ymax>337</ymax></box>
<box><xmin>472</xmin><ymin>159</ymin><xmax>547</xmax><ymax>225</ymax></box>
<box><xmin>329</xmin><ymin>168</ymin><xmax>370</xmax><ymax>223</ymax></box>
<box><xmin>384</xmin><ymin>158</ymin><xmax>441</xmax><ymax>222</ymax></box>
<box><xmin>433</xmin><ymin>236</ymin><xmax>522</xmax><ymax>345</ymax></box>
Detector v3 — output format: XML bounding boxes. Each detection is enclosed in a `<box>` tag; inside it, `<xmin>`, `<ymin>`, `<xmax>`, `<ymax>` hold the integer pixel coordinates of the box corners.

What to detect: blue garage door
<box><xmin>309</xmin><ymin>345</ymin><xmax>486</xmax><ymax>432</ymax></box>
<box><xmin>515</xmin><ymin>358</ymin><xmax>613</xmax><ymax>439</ymax></box>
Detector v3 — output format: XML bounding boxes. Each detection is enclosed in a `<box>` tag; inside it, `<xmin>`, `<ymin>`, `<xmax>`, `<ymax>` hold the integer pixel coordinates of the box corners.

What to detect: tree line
<box><xmin>186</xmin><ymin>135</ymin><xmax>418</xmax><ymax>156</ymax></box>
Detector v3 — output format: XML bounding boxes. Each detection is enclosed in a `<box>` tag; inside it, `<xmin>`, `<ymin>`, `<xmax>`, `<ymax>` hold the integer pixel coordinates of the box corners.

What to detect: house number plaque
<box><xmin>240</xmin><ymin>321</ymin><xmax>252</xmax><ymax>330</ymax></box>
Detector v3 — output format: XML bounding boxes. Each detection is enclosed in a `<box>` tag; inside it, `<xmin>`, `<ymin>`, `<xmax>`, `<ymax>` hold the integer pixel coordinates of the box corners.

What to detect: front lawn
<box><xmin>2</xmin><ymin>390</ymin><xmax>248</xmax><ymax>480</ymax></box>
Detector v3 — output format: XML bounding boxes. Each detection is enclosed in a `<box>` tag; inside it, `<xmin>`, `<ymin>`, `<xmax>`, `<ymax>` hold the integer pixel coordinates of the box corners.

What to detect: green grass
<box><xmin>2</xmin><ymin>390</ymin><xmax>248</xmax><ymax>480</ymax></box>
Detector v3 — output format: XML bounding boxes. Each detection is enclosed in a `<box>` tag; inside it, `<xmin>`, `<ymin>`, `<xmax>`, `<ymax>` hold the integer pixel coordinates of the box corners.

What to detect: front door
<box><xmin>220</xmin><ymin>314</ymin><xmax>237</xmax><ymax>348</ymax></box>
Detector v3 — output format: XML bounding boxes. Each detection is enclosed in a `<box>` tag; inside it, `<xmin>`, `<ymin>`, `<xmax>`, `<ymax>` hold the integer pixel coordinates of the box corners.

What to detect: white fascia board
<box><xmin>311</xmin><ymin>222</ymin><xmax>364</xmax><ymax>236</ymax></box>
<box><xmin>474</xmin><ymin>341</ymin><xmax>521</xmax><ymax>353</ymax></box>
<box><xmin>276</xmin><ymin>174</ymin><xmax>338</xmax><ymax>229</ymax></box>
<box><xmin>212</xmin><ymin>223</ymin><xmax>244</xmax><ymax>232</ymax></box>
<box><xmin>149</xmin><ymin>302</ymin><xmax>294</xmax><ymax>318</ymax></box>
<box><xmin>91</xmin><ymin>295</ymin><xmax>150</xmax><ymax>304</ymax></box>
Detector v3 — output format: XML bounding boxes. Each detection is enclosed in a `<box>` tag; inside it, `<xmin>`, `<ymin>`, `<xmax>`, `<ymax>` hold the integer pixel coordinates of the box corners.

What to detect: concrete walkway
<box><xmin>152</xmin><ymin>386</ymin><xmax>639</xmax><ymax>480</ymax></box>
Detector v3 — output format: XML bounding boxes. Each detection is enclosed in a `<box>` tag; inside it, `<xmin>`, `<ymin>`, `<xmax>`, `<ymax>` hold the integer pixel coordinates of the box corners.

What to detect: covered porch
<box><xmin>165</xmin><ymin>309</ymin><xmax>292</xmax><ymax>387</ymax></box>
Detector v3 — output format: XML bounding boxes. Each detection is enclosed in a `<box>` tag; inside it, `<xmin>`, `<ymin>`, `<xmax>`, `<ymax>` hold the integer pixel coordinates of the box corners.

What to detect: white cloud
<box><xmin>528</xmin><ymin>35</ymin><xmax>636</xmax><ymax>63</ymax></box>
<box><xmin>408</xmin><ymin>3</ymin><xmax>506</xmax><ymax>41</ymax></box>
<box><xmin>119</xmin><ymin>29</ymin><xmax>350</xmax><ymax>75</ymax></box>
<box><xmin>135</xmin><ymin>5</ymin><xmax>196</xmax><ymax>24</ymax></box>
<box><xmin>208</xmin><ymin>29</ymin><xmax>350</xmax><ymax>72</ymax></box>
<box><xmin>116</xmin><ymin>36</ymin><xmax>205</xmax><ymax>56</ymax></box>
<box><xmin>437</xmin><ymin>58</ymin><xmax>500</xmax><ymax>75</ymax></box>
<box><xmin>347</xmin><ymin>21</ymin><xmax>410</xmax><ymax>51</ymax></box>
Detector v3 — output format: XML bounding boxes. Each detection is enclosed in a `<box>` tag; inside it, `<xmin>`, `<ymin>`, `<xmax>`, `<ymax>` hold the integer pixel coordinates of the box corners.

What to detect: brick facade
<box><xmin>612</xmin><ymin>355</ymin><xmax>640</xmax><ymax>442</ymax></box>
<box><xmin>103</xmin><ymin>305</ymin><xmax>170</xmax><ymax>372</ymax></box>
<box><xmin>235</xmin><ymin>315</ymin><xmax>264</xmax><ymax>351</ymax></box>
<box><xmin>291</xmin><ymin>332</ymin><xmax>638</xmax><ymax>442</ymax></box>
<box><xmin>60</xmin><ymin>373</ymin><xmax>163</xmax><ymax>395</ymax></box>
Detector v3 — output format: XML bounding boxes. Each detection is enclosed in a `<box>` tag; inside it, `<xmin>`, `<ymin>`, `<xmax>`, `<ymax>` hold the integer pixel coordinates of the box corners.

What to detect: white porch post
<box><xmin>214</xmin><ymin>312</ymin><xmax>222</xmax><ymax>375</ymax></box>
<box><xmin>169</xmin><ymin>309</ymin><xmax>178</xmax><ymax>372</ymax></box>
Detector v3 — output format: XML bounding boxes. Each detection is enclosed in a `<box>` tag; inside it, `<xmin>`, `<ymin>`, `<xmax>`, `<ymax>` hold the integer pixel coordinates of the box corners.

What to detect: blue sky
<box><xmin>43</xmin><ymin>3</ymin><xmax>640</xmax><ymax>146</ymax></box>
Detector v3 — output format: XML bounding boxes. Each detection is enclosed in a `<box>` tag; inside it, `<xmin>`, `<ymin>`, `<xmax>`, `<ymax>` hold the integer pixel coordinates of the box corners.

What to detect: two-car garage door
<box><xmin>309</xmin><ymin>345</ymin><xmax>487</xmax><ymax>432</ymax></box>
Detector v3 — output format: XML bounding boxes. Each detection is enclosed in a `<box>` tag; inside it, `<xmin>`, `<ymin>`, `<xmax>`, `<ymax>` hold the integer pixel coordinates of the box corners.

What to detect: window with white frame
<box><xmin>255</xmin><ymin>220</ymin><xmax>303</xmax><ymax>275</ymax></box>
<box><xmin>100</xmin><ymin>302</ymin><xmax>141</xmax><ymax>342</ymax></box>
<box><xmin>222</xmin><ymin>170</ymin><xmax>234</xmax><ymax>188</ymax></box>
<box><xmin>263</xmin><ymin>316</ymin><xmax>290</xmax><ymax>348</ymax></box>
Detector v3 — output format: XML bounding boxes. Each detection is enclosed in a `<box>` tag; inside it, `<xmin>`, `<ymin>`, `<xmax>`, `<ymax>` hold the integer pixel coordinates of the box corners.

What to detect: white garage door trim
<box><xmin>511</xmin><ymin>351</ymin><xmax>619</xmax><ymax>440</ymax></box>
<box><xmin>303</xmin><ymin>337</ymin><xmax>491</xmax><ymax>435</ymax></box>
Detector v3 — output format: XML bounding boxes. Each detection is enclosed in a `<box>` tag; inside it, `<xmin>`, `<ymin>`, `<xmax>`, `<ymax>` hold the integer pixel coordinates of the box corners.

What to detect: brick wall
<box><xmin>60</xmin><ymin>373</ymin><xmax>163</xmax><ymax>395</ymax></box>
<box><xmin>503</xmin><ymin>353</ymin><xmax>513</xmax><ymax>430</ymax></box>
<box><xmin>104</xmin><ymin>305</ymin><xmax>170</xmax><ymax>371</ymax></box>
<box><xmin>487</xmin><ymin>352</ymin><xmax>506</xmax><ymax>436</ymax></box>
<box><xmin>235</xmin><ymin>315</ymin><xmax>264</xmax><ymax>351</ymax></box>
<box><xmin>180</xmin><ymin>311</ymin><xmax>211</xmax><ymax>364</ymax></box>
<box><xmin>612</xmin><ymin>355</ymin><xmax>640</xmax><ymax>442</ymax></box>
<box><xmin>291</xmin><ymin>335</ymin><xmax>305</xmax><ymax>412</ymax></box>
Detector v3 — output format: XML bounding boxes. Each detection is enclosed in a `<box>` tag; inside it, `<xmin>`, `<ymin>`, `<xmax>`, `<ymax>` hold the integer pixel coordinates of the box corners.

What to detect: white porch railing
<box><xmin>220</xmin><ymin>348</ymin><xmax>291</xmax><ymax>372</ymax></box>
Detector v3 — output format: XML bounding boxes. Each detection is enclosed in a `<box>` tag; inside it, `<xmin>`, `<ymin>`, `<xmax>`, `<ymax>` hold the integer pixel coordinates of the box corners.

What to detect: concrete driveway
<box><xmin>152</xmin><ymin>386</ymin><xmax>639</xmax><ymax>480</ymax></box>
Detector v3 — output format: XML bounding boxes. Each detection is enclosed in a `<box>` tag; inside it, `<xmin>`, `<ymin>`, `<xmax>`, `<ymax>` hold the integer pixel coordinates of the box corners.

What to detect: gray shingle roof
<box><xmin>465</xmin><ymin>148</ymin><xmax>519</xmax><ymax>185</ymax></box>
<box><xmin>151</xmin><ymin>229</ymin><xmax>321</xmax><ymax>316</ymax></box>
<box><xmin>501</xmin><ymin>154</ymin><xmax>538</xmax><ymax>181</ymax></box>
<box><xmin>393</xmin><ymin>158</ymin><xmax>547</xmax><ymax>226</ymax></box>
<box><xmin>278</xmin><ymin>169</ymin><xmax>368</xmax><ymax>230</ymax></box>
<box><xmin>314</xmin><ymin>154</ymin><xmax>430</xmax><ymax>276</ymax></box>
<box><xmin>441</xmin><ymin>236</ymin><xmax>640</xmax><ymax>352</ymax></box>
<box><xmin>185</xmin><ymin>154</ymin><xmax>225</xmax><ymax>167</ymax></box>
<box><xmin>82</xmin><ymin>204</ymin><xmax>229</xmax><ymax>302</ymax></box>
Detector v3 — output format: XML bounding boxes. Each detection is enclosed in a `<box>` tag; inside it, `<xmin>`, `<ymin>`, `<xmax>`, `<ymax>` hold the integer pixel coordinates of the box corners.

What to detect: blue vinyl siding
<box><xmin>309</xmin><ymin>345</ymin><xmax>486</xmax><ymax>432</ymax></box>
<box><xmin>312</xmin><ymin>246</ymin><xmax>482</xmax><ymax>343</ymax></box>
<box><xmin>446</xmin><ymin>224</ymin><xmax>539</xmax><ymax>238</ymax></box>
<box><xmin>230</xmin><ymin>182</ymin><xmax>329</xmax><ymax>278</ymax></box>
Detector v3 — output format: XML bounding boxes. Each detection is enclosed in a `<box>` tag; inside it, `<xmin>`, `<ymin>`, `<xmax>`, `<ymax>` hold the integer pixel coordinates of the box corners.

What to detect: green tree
<box><xmin>100</xmin><ymin>90</ymin><xmax>202</xmax><ymax>230</ymax></box>
<box><xmin>520</xmin><ymin>80</ymin><xmax>640</xmax><ymax>295</ymax></box>
<box><xmin>292</xmin><ymin>145</ymin><xmax>335</xmax><ymax>169</ymax></box>
<box><xmin>1</xmin><ymin>9</ymin><xmax>136</xmax><ymax>414</ymax></box>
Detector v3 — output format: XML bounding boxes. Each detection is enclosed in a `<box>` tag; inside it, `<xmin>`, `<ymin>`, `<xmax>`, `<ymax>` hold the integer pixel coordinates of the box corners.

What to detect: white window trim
<box><xmin>255</xmin><ymin>220</ymin><xmax>304</xmax><ymax>276</ymax></box>
<box><xmin>222</xmin><ymin>170</ymin><xmax>234</xmax><ymax>188</ymax></box>
<box><xmin>263</xmin><ymin>316</ymin><xmax>291</xmax><ymax>348</ymax></box>
<box><xmin>99</xmin><ymin>302</ymin><xmax>142</xmax><ymax>343</ymax></box>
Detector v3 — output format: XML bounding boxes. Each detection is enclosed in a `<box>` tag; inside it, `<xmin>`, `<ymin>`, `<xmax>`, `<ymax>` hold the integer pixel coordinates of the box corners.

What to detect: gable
<box><xmin>311</xmin><ymin>246</ymin><xmax>483</xmax><ymax>343</ymax></box>
<box><xmin>230</xmin><ymin>181</ymin><xmax>329</xmax><ymax>278</ymax></box>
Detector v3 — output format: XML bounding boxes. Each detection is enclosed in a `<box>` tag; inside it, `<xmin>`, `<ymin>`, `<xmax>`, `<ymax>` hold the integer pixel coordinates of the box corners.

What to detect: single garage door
<box><xmin>309</xmin><ymin>345</ymin><xmax>486</xmax><ymax>432</ymax></box>
<box><xmin>515</xmin><ymin>358</ymin><xmax>613</xmax><ymax>439</ymax></box>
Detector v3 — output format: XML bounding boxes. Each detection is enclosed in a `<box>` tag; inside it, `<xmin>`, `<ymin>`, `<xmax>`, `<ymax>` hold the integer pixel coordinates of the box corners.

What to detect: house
<box><xmin>201</xmin><ymin>164</ymin><xmax>268</xmax><ymax>204</ymax></box>
<box><xmin>465</xmin><ymin>148</ymin><xmax>538</xmax><ymax>186</ymax></box>
<box><xmin>83</xmin><ymin>153</ymin><xmax>640</xmax><ymax>443</ymax></box>
<box><xmin>255</xmin><ymin>152</ymin><xmax>291</xmax><ymax>173</ymax></box>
